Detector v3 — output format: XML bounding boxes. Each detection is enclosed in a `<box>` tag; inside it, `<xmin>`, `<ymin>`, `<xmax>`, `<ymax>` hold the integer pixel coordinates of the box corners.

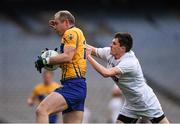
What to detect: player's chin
<box><xmin>55</xmin><ymin>30</ymin><xmax>59</xmax><ymax>34</ymax></box>
<box><xmin>110</xmin><ymin>52</ymin><xmax>116</xmax><ymax>56</ymax></box>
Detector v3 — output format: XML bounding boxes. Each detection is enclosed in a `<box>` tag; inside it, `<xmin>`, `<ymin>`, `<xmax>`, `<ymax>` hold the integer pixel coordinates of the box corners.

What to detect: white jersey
<box><xmin>96</xmin><ymin>47</ymin><xmax>163</xmax><ymax>118</ymax></box>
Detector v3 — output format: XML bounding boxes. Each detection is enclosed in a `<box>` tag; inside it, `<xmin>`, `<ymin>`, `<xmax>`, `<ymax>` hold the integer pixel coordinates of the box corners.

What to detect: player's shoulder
<box><xmin>104</xmin><ymin>47</ymin><xmax>111</xmax><ymax>51</ymax></box>
<box><xmin>52</xmin><ymin>82</ymin><xmax>61</xmax><ymax>87</ymax></box>
<box><xmin>64</xmin><ymin>27</ymin><xmax>82</xmax><ymax>36</ymax></box>
<box><xmin>118</xmin><ymin>51</ymin><xmax>138</xmax><ymax>67</ymax></box>
<box><xmin>68</xmin><ymin>27</ymin><xmax>82</xmax><ymax>32</ymax></box>
<box><xmin>121</xmin><ymin>50</ymin><xmax>135</xmax><ymax>59</ymax></box>
<box><xmin>34</xmin><ymin>83</ymin><xmax>44</xmax><ymax>91</ymax></box>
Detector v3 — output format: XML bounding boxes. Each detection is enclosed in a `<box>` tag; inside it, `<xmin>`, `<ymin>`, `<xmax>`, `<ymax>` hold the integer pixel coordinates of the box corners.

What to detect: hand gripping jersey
<box><xmin>60</xmin><ymin>27</ymin><xmax>86</xmax><ymax>80</ymax></box>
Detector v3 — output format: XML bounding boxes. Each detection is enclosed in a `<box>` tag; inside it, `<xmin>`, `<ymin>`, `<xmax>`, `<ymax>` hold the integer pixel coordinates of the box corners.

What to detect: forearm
<box><xmin>48</xmin><ymin>47</ymin><xmax>75</xmax><ymax>65</ymax></box>
<box><xmin>87</xmin><ymin>55</ymin><xmax>109</xmax><ymax>77</ymax></box>
<box><xmin>49</xmin><ymin>53</ymin><xmax>72</xmax><ymax>65</ymax></box>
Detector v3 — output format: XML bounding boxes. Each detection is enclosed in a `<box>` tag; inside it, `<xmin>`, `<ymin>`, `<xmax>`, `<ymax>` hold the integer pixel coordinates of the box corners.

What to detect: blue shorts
<box><xmin>54</xmin><ymin>78</ymin><xmax>87</xmax><ymax>114</ymax></box>
<box><xmin>49</xmin><ymin>114</ymin><xmax>58</xmax><ymax>123</ymax></box>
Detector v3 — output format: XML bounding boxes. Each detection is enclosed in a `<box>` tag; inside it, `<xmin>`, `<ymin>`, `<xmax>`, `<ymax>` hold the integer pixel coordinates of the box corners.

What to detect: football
<box><xmin>41</xmin><ymin>49</ymin><xmax>59</xmax><ymax>71</ymax></box>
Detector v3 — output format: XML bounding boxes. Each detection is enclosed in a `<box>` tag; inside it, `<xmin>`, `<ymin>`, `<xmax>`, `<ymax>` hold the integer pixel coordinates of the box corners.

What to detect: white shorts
<box><xmin>119</xmin><ymin>105</ymin><xmax>164</xmax><ymax>119</ymax></box>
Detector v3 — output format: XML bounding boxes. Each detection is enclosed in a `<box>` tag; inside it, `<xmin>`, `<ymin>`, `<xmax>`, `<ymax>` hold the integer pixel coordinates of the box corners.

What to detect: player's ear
<box><xmin>120</xmin><ymin>46</ymin><xmax>126</xmax><ymax>51</ymax></box>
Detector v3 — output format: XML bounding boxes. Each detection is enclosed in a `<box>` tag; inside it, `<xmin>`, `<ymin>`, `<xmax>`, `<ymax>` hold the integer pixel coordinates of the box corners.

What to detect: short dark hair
<box><xmin>114</xmin><ymin>32</ymin><xmax>133</xmax><ymax>52</ymax></box>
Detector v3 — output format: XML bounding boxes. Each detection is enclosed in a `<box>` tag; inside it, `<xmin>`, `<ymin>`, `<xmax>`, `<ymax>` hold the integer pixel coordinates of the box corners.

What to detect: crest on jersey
<box><xmin>68</xmin><ymin>34</ymin><xmax>73</xmax><ymax>40</ymax></box>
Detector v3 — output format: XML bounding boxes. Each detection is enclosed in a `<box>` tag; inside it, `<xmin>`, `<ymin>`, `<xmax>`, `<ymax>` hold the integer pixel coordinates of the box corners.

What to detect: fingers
<box><xmin>41</xmin><ymin>50</ymin><xmax>45</xmax><ymax>53</ymax></box>
<box><xmin>35</xmin><ymin>60</ymin><xmax>42</xmax><ymax>73</ymax></box>
<box><xmin>37</xmin><ymin>66</ymin><xmax>42</xmax><ymax>73</ymax></box>
<box><xmin>86</xmin><ymin>47</ymin><xmax>92</xmax><ymax>56</ymax></box>
<box><xmin>86</xmin><ymin>44</ymin><xmax>92</xmax><ymax>52</ymax></box>
<box><xmin>86</xmin><ymin>47</ymin><xmax>92</xmax><ymax>51</ymax></box>
<box><xmin>54</xmin><ymin>48</ymin><xmax>58</xmax><ymax>51</ymax></box>
<box><xmin>49</xmin><ymin>20</ymin><xmax>56</xmax><ymax>28</ymax></box>
<box><xmin>41</xmin><ymin>48</ymin><xmax>49</xmax><ymax>53</ymax></box>
<box><xmin>35</xmin><ymin>61</ymin><xmax>38</xmax><ymax>69</ymax></box>
<box><xmin>35</xmin><ymin>62</ymin><xmax>39</xmax><ymax>72</ymax></box>
<box><xmin>49</xmin><ymin>20</ymin><xmax>54</xmax><ymax>25</ymax></box>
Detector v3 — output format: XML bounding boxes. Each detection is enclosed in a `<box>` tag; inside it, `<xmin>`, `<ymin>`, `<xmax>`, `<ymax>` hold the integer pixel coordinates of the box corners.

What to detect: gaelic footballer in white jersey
<box><xmin>96</xmin><ymin>47</ymin><xmax>163</xmax><ymax>117</ymax></box>
<box><xmin>87</xmin><ymin>32</ymin><xmax>169</xmax><ymax>123</ymax></box>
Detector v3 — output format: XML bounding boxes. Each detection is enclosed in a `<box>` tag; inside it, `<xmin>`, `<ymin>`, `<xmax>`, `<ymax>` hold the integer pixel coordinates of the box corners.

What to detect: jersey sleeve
<box><xmin>116</xmin><ymin>58</ymin><xmax>136</xmax><ymax>74</ymax></box>
<box><xmin>63</xmin><ymin>30</ymin><xmax>78</xmax><ymax>48</ymax></box>
<box><xmin>54</xmin><ymin>82</ymin><xmax>60</xmax><ymax>88</ymax></box>
<box><xmin>95</xmin><ymin>47</ymin><xmax>110</xmax><ymax>61</ymax></box>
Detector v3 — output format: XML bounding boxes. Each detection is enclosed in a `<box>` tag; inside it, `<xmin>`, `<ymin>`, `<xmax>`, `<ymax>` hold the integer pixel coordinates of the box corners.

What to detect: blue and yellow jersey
<box><xmin>32</xmin><ymin>82</ymin><xmax>60</xmax><ymax>102</ymax></box>
<box><xmin>60</xmin><ymin>27</ymin><xmax>87</xmax><ymax>80</ymax></box>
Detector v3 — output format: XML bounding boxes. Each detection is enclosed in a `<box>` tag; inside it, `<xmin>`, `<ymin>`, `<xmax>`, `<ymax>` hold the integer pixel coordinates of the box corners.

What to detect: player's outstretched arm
<box><xmin>27</xmin><ymin>93</ymin><xmax>36</xmax><ymax>106</ymax></box>
<box><xmin>87</xmin><ymin>49</ymin><xmax>121</xmax><ymax>77</ymax></box>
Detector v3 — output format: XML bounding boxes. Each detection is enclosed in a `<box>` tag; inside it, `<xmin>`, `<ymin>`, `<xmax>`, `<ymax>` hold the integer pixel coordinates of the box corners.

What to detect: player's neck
<box><xmin>114</xmin><ymin>52</ymin><xmax>125</xmax><ymax>60</ymax></box>
<box><xmin>60</xmin><ymin>25</ymin><xmax>75</xmax><ymax>36</ymax></box>
<box><xmin>44</xmin><ymin>81</ymin><xmax>53</xmax><ymax>86</ymax></box>
<box><xmin>67</xmin><ymin>25</ymin><xmax>74</xmax><ymax>30</ymax></box>
<box><xmin>69</xmin><ymin>25</ymin><xmax>74</xmax><ymax>29</ymax></box>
